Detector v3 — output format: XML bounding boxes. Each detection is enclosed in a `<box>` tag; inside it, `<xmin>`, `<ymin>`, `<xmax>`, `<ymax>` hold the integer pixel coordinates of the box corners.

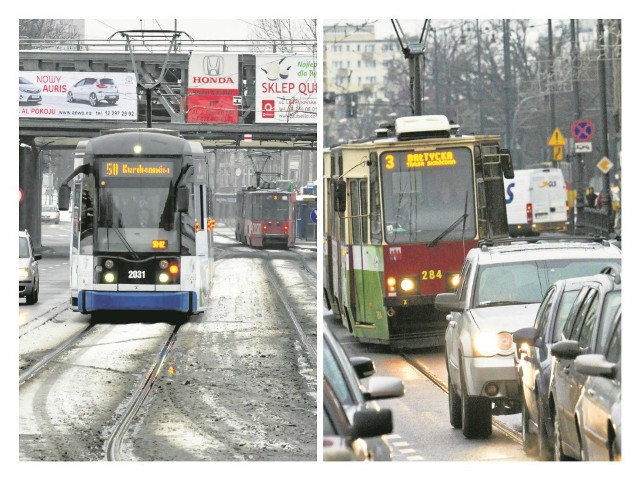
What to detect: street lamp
<box><xmin>510</xmin><ymin>94</ymin><xmax>546</xmax><ymax>169</ymax></box>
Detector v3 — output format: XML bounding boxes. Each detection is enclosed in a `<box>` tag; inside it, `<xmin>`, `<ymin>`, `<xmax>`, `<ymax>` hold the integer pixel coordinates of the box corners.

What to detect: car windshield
<box><xmin>100</xmin><ymin>78</ymin><xmax>115</xmax><ymax>85</ymax></box>
<box><xmin>42</xmin><ymin>205</ymin><xmax>57</xmax><ymax>212</ymax></box>
<box><xmin>19</xmin><ymin>237</ymin><xmax>30</xmax><ymax>258</ymax></box>
<box><xmin>473</xmin><ymin>258</ymin><xmax>622</xmax><ymax>307</ymax></box>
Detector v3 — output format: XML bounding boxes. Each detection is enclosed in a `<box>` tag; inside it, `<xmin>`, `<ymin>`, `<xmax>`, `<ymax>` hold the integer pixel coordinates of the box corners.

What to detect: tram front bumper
<box><xmin>78</xmin><ymin>290</ymin><xmax>197</xmax><ymax>314</ymax></box>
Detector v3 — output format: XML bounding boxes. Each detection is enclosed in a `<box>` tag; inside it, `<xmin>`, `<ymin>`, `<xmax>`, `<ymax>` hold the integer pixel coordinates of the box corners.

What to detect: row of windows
<box><xmin>334</xmin><ymin>76</ymin><xmax>377</xmax><ymax>86</ymax></box>
<box><xmin>331</xmin><ymin>60</ymin><xmax>382</xmax><ymax>69</ymax></box>
<box><xmin>329</xmin><ymin>43</ymin><xmax>396</xmax><ymax>53</ymax></box>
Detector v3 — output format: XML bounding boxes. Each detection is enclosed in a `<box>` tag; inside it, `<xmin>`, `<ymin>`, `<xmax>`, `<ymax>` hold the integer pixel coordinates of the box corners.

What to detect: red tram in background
<box><xmin>235</xmin><ymin>186</ymin><xmax>296</xmax><ymax>248</ymax></box>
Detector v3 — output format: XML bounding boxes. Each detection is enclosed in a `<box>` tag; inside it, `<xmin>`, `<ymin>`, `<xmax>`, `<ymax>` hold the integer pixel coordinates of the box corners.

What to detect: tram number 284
<box><xmin>422</xmin><ymin>270</ymin><xmax>442</xmax><ymax>280</ymax></box>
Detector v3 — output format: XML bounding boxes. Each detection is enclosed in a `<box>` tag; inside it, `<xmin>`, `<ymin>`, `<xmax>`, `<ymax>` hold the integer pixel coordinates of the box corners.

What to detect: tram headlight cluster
<box><xmin>96</xmin><ymin>258</ymin><xmax>117</xmax><ymax>284</ymax></box>
<box><xmin>445</xmin><ymin>272</ymin><xmax>461</xmax><ymax>292</ymax></box>
<box><xmin>158</xmin><ymin>259</ymin><xmax>180</xmax><ymax>284</ymax></box>
<box><xmin>386</xmin><ymin>276</ymin><xmax>419</xmax><ymax>295</ymax></box>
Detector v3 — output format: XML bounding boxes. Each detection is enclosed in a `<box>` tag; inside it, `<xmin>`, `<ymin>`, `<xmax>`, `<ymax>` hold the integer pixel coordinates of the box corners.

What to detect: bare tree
<box><xmin>247</xmin><ymin>19</ymin><xmax>316</xmax><ymax>53</ymax></box>
<box><xmin>19</xmin><ymin>19</ymin><xmax>78</xmax><ymax>45</ymax></box>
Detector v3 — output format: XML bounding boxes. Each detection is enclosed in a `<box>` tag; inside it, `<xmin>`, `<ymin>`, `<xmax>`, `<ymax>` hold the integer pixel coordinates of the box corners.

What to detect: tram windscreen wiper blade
<box><xmin>427</xmin><ymin>212</ymin><xmax>468</xmax><ymax>248</ymax></box>
<box><xmin>109</xmin><ymin>226</ymin><xmax>139</xmax><ymax>259</ymax></box>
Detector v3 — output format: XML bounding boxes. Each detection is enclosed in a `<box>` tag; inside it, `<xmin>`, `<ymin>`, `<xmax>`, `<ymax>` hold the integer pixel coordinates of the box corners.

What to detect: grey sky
<box><xmin>84</xmin><ymin>19</ymin><xmax>254</xmax><ymax>41</ymax></box>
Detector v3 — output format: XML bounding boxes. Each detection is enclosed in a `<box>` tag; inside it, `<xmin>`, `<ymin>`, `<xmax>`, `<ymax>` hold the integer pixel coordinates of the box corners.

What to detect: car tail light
<box><xmin>526</xmin><ymin>203</ymin><xmax>532</xmax><ymax>224</ymax></box>
<box><xmin>96</xmin><ymin>83</ymin><xmax>108</xmax><ymax>89</ymax></box>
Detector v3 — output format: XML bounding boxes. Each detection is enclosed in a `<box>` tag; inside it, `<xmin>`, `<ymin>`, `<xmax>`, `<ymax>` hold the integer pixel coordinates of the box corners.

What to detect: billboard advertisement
<box><xmin>19</xmin><ymin>72</ymin><xmax>138</xmax><ymax>120</ymax></box>
<box><xmin>255</xmin><ymin>55</ymin><xmax>317</xmax><ymax>124</ymax></box>
<box><xmin>187</xmin><ymin>53</ymin><xmax>239</xmax><ymax>124</ymax></box>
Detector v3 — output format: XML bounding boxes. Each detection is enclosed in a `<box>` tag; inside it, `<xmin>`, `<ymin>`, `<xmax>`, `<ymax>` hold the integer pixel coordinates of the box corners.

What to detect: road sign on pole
<box><xmin>571</xmin><ymin>119</ymin><xmax>594</xmax><ymax>142</ymax></box>
<box><xmin>548</xmin><ymin>128</ymin><xmax>566</xmax><ymax>161</ymax></box>
<box><xmin>553</xmin><ymin>146</ymin><xmax>564</xmax><ymax>161</ymax></box>
<box><xmin>597</xmin><ymin>156</ymin><xmax>613</xmax><ymax>174</ymax></box>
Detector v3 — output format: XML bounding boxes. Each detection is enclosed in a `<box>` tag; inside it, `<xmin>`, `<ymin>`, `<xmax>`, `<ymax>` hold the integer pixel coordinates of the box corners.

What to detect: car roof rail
<box><xmin>600</xmin><ymin>265</ymin><xmax>622</xmax><ymax>284</ymax></box>
<box><xmin>478</xmin><ymin>234</ymin><xmax>610</xmax><ymax>251</ymax></box>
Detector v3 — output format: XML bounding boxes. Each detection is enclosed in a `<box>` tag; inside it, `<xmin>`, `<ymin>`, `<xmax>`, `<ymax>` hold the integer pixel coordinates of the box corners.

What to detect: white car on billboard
<box><xmin>67</xmin><ymin>77</ymin><xmax>120</xmax><ymax>106</ymax></box>
<box><xmin>19</xmin><ymin>76</ymin><xmax>42</xmax><ymax>104</ymax></box>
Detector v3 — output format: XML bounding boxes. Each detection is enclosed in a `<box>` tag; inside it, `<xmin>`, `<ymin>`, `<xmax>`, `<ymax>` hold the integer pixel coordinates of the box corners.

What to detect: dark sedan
<box><xmin>549</xmin><ymin>271</ymin><xmax>621</xmax><ymax>461</ymax></box>
<box><xmin>513</xmin><ymin>275</ymin><xmax>593</xmax><ymax>460</ymax></box>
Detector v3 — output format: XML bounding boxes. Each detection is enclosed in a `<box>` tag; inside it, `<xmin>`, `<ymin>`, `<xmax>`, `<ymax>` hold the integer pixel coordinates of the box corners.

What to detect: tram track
<box><xmin>20</xmin><ymin>311</ymin><xmax>185</xmax><ymax>461</ymax></box>
<box><xmin>264</xmin><ymin>254</ymin><xmax>317</xmax><ymax>364</ymax></box>
<box><xmin>19</xmin><ymin>323</ymin><xmax>95</xmax><ymax>385</ymax></box>
<box><xmin>106</xmin><ymin>323</ymin><xmax>181</xmax><ymax>461</ymax></box>
<box><xmin>400</xmin><ymin>352</ymin><xmax>523</xmax><ymax>446</ymax></box>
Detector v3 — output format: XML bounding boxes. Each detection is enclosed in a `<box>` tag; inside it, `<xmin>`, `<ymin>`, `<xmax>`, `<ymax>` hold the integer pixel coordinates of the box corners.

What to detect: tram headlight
<box><xmin>386</xmin><ymin>277</ymin><xmax>397</xmax><ymax>294</ymax></box>
<box><xmin>400</xmin><ymin>278</ymin><xmax>416</xmax><ymax>293</ymax></box>
<box><xmin>104</xmin><ymin>259</ymin><xmax>114</xmax><ymax>269</ymax></box>
<box><xmin>169</xmin><ymin>264</ymin><xmax>179</xmax><ymax>275</ymax></box>
<box><xmin>159</xmin><ymin>259</ymin><xmax>169</xmax><ymax>270</ymax></box>
<box><xmin>473</xmin><ymin>332</ymin><xmax>513</xmax><ymax>356</ymax></box>
<box><xmin>104</xmin><ymin>272</ymin><xmax>115</xmax><ymax>283</ymax></box>
<box><xmin>446</xmin><ymin>272</ymin><xmax>461</xmax><ymax>292</ymax></box>
<box><xmin>158</xmin><ymin>272</ymin><xmax>170</xmax><ymax>283</ymax></box>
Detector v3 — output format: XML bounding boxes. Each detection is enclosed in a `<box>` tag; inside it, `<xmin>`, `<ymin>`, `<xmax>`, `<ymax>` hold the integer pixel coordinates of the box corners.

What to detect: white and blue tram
<box><xmin>58</xmin><ymin>128</ymin><xmax>214</xmax><ymax>315</ymax></box>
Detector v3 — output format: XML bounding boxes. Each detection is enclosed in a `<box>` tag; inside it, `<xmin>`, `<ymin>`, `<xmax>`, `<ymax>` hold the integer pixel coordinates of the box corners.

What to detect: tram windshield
<box><xmin>380</xmin><ymin>147</ymin><xmax>476</xmax><ymax>245</ymax></box>
<box><xmin>252</xmin><ymin>193</ymin><xmax>290</xmax><ymax>220</ymax></box>
<box><xmin>93</xmin><ymin>159</ymin><xmax>182</xmax><ymax>253</ymax></box>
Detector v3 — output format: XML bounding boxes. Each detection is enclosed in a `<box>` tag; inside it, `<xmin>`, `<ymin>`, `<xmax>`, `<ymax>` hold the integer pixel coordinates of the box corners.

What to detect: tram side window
<box><xmin>370</xmin><ymin>162</ymin><xmax>381</xmax><ymax>244</ymax></box>
<box><xmin>180</xmin><ymin>185</ymin><xmax>196</xmax><ymax>255</ymax></box>
<box><xmin>349</xmin><ymin>180</ymin><xmax>361</xmax><ymax>244</ymax></box>
<box><xmin>359</xmin><ymin>181</ymin><xmax>368</xmax><ymax>243</ymax></box>
<box><xmin>79</xmin><ymin>180</ymin><xmax>94</xmax><ymax>254</ymax></box>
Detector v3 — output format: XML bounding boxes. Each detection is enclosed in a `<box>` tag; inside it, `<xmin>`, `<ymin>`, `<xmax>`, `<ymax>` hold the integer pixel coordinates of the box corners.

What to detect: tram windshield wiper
<box><xmin>427</xmin><ymin>212</ymin><xmax>468</xmax><ymax>248</ymax></box>
<box><xmin>109</xmin><ymin>226</ymin><xmax>139</xmax><ymax>259</ymax></box>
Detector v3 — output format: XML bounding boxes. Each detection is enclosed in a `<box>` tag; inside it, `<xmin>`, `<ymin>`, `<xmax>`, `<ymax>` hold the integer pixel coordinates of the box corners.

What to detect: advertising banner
<box><xmin>19</xmin><ymin>72</ymin><xmax>138</xmax><ymax>120</ymax></box>
<box><xmin>255</xmin><ymin>54</ymin><xmax>317</xmax><ymax>124</ymax></box>
<box><xmin>187</xmin><ymin>53</ymin><xmax>239</xmax><ymax>124</ymax></box>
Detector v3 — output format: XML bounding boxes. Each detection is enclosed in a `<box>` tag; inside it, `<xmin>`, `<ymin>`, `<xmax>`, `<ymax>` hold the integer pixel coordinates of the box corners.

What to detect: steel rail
<box><xmin>400</xmin><ymin>352</ymin><xmax>523</xmax><ymax>445</ymax></box>
<box><xmin>106</xmin><ymin>323</ymin><xmax>181</xmax><ymax>461</ymax></box>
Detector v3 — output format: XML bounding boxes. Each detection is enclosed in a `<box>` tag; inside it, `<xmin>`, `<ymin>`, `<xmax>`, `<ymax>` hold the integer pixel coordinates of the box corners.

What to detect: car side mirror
<box><xmin>33</xmin><ymin>253</ymin><xmax>42</xmax><ymax>261</ymax></box>
<box><xmin>351</xmin><ymin>408</ymin><xmax>393</xmax><ymax>439</ymax></box>
<box><xmin>513</xmin><ymin>327</ymin><xmax>537</xmax><ymax>347</ymax></box>
<box><xmin>550</xmin><ymin>339</ymin><xmax>582</xmax><ymax>359</ymax></box>
<box><xmin>350</xmin><ymin>356</ymin><xmax>376</xmax><ymax>379</ymax></box>
<box><xmin>435</xmin><ymin>292</ymin><xmax>463</xmax><ymax>312</ymax></box>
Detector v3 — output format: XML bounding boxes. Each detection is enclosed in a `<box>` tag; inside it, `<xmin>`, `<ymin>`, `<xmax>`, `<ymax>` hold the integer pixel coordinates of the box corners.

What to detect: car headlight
<box><xmin>19</xmin><ymin>267</ymin><xmax>30</xmax><ymax>281</ymax></box>
<box><xmin>473</xmin><ymin>332</ymin><xmax>513</xmax><ymax>356</ymax></box>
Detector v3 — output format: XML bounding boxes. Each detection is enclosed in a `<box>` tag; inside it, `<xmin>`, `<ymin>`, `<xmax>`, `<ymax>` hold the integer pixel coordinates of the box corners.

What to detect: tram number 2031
<box><xmin>129</xmin><ymin>270</ymin><xmax>146</xmax><ymax>279</ymax></box>
<box><xmin>422</xmin><ymin>270</ymin><xmax>442</xmax><ymax>280</ymax></box>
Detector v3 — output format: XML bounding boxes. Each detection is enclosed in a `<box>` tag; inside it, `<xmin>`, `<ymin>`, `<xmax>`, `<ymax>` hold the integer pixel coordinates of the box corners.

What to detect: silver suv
<box><xmin>67</xmin><ymin>77</ymin><xmax>119</xmax><ymax>106</ymax></box>
<box><xmin>435</xmin><ymin>236</ymin><xmax>621</xmax><ymax>439</ymax></box>
<box><xmin>19</xmin><ymin>230</ymin><xmax>41</xmax><ymax>304</ymax></box>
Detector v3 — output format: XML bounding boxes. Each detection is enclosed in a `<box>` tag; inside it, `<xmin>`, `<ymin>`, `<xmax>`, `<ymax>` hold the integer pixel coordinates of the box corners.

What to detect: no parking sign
<box><xmin>571</xmin><ymin>119</ymin><xmax>594</xmax><ymax>142</ymax></box>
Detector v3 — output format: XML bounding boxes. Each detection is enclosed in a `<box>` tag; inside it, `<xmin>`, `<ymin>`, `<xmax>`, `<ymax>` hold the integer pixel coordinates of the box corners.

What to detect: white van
<box><xmin>504</xmin><ymin>168</ymin><xmax>568</xmax><ymax>236</ymax></box>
